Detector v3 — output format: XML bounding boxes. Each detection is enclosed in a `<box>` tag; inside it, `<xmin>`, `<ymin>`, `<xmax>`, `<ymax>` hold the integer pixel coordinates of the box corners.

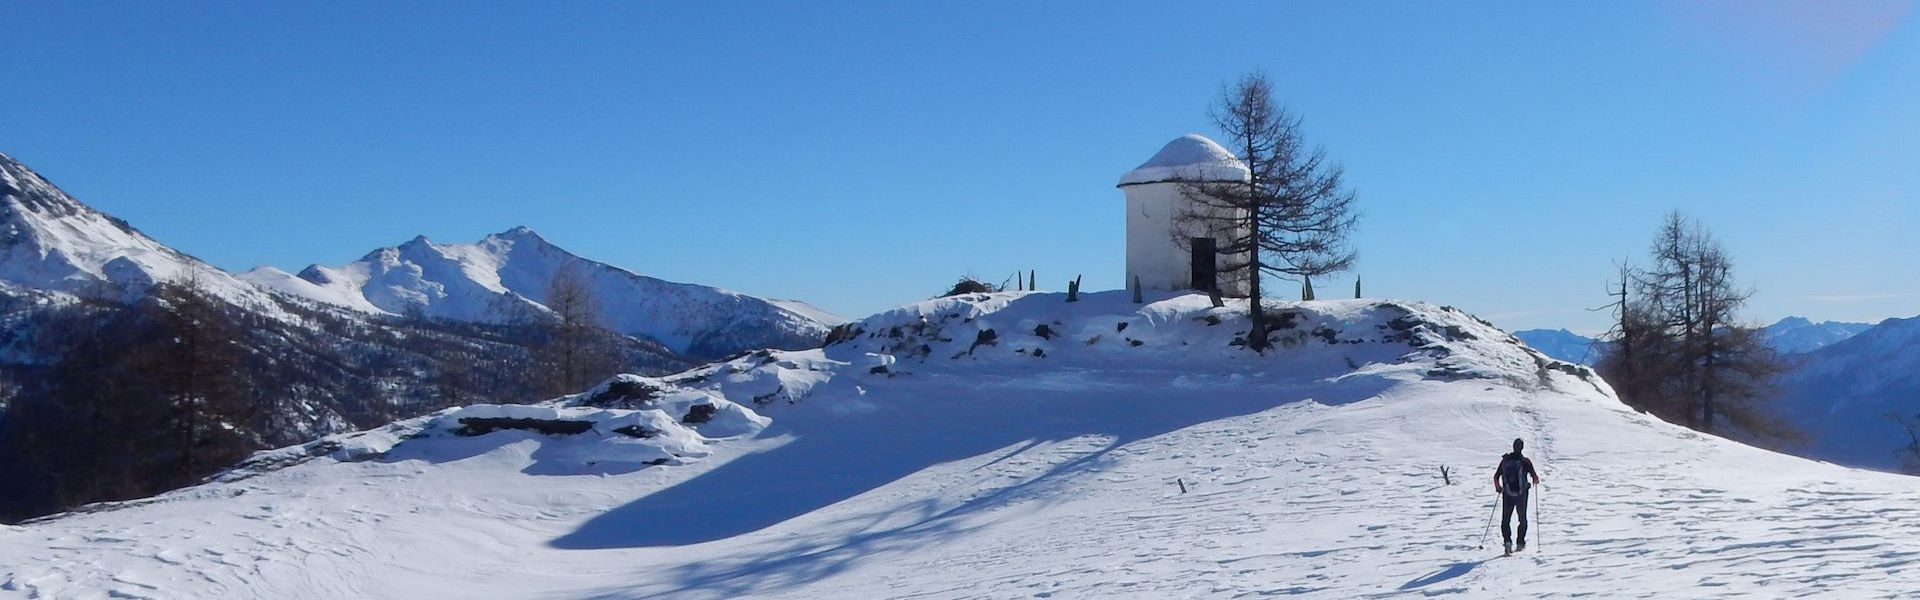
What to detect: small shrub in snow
<box><xmin>942</xmin><ymin>277</ymin><xmax>996</xmax><ymax>297</ymax></box>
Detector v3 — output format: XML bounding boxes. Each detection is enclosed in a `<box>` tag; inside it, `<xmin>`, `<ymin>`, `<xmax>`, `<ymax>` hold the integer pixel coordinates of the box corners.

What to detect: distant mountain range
<box><xmin>1773</xmin><ymin>316</ymin><xmax>1920</xmax><ymax>472</ymax></box>
<box><xmin>1762</xmin><ymin>317</ymin><xmax>1876</xmax><ymax>355</ymax></box>
<box><xmin>1515</xmin><ymin>316</ymin><xmax>1877</xmax><ymax>367</ymax></box>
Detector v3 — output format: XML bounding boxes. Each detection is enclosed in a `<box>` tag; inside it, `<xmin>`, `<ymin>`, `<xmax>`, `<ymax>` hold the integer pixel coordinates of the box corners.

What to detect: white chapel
<box><xmin>1117</xmin><ymin>134</ymin><xmax>1252</xmax><ymax>297</ymax></box>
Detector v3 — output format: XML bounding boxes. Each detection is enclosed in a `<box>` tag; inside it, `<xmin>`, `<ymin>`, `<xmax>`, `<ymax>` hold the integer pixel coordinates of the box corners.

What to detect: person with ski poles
<box><xmin>1494</xmin><ymin>438</ymin><xmax>1541</xmax><ymax>555</ymax></box>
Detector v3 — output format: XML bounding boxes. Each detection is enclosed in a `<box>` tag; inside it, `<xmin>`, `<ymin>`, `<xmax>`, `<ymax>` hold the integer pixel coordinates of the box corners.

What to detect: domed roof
<box><xmin>1117</xmin><ymin>134</ymin><xmax>1250</xmax><ymax>187</ymax></box>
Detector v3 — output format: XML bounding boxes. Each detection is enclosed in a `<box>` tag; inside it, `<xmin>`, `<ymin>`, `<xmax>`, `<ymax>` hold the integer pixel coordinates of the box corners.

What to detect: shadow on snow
<box><xmin>1399</xmin><ymin>560</ymin><xmax>1484</xmax><ymax>590</ymax></box>
<box><xmin>550</xmin><ymin>368</ymin><xmax>1393</xmax><ymax>598</ymax></box>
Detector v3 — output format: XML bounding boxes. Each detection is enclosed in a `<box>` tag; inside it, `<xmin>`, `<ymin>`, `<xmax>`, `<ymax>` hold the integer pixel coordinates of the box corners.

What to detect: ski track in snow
<box><xmin>4</xmin><ymin>293</ymin><xmax>1919</xmax><ymax>599</ymax></box>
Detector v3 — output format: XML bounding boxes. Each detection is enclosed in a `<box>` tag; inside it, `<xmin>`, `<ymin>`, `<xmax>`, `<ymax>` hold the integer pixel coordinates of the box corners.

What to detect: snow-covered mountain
<box><xmin>1763</xmin><ymin>316</ymin><xmax>1874</xmax><ymax>355</ymax></box>
<box><xmin>241</xmin><ymin>228</ymin><xmax>838</xmax><ymax>359</ymax></box>
<box><xmin>1511</xmin><ymin>328</ymin><xmax>1598</xmax><ymax>366</ymax></box>
<box><xmin>1772</xmin><ymin>314</ymin><xmax>1920</xmax><ymax>472</ymax></box>
<box><xmin>8</xmin><ymin>292</ymin><xmax>1919</xmax><ymax>598</ymax></box>
<box><xmin>0</xmin><ymin>152</ymin><xmax>273</xmax><ymax>310</ymax></box>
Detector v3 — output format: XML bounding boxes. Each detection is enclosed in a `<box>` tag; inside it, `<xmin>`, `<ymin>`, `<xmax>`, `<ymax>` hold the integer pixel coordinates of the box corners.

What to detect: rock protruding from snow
<box><xmin>255</xmin><ymin>227</ymin><xmax>839</xmax><ymax>359</ymax></box>
<box><xmin>221</xmin><ymin>373</ymin><xmax>768</xmax><ymax>482</ymax></box>
<box><xmin>1117</xmin><ymin>134</ymin><xmax>1251</xmax><ymax>187</ymax></box>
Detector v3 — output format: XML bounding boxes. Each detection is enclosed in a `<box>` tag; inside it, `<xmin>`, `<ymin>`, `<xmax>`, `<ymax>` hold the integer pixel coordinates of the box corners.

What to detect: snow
<box><xmin>0</xmin><ymin>152</ymin><xmax>284</xmax><ymax>315</ymax></box>
<box><xmin>1117</xmin><ymin>134</ymin><xmax>1251</xmax><ymax>186</ymax></box>
<box><xmin>259</xmin><ymin>227</ymin><xmax>834</xmax><ymax>358</ymax></box>
<box><xmin>237</xmin><ymin>266</ymin><xmax>387</xmax><ymax>314</ymax></box>
<box><xmin>767</xmin><ymin>298</ymin><xmax>851</xmax><ymax>327</ymax></box>
<box><xmin>6</xmin><ymin>293</ymin><xmax>1920</xmax><ymax>598</ymax></box>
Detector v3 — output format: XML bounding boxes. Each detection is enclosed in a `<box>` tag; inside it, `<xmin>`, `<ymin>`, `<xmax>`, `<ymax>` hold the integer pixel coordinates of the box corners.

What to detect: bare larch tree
<box><xmin>1177</xmin><ymin>72</ymin><xmax>1360</xmax><ymax>351</ymax></box>
<box><xmin>542</xmin><ymin>262</ymin><xmax>613</xmax><ymax>395</ymax></box>
<box><xmin>1597</xmin><ymin>212</ymin><xmax>1794</xmax><ymax>441</ymax></box>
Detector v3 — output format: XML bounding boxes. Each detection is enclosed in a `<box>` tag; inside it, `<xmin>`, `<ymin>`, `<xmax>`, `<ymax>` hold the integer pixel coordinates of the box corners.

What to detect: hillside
<box><xmin>5</xmin><ymin>293</ymin><xmax>1916</xmax><ymax>598</ymax></box>
<box><xmin>242</xmin><ymin>227</ymin><xmax>838</xmax><ymax>359</ymax></box>
<box><xmin>1774</xmin><ymin>314</ymin><xmax>1920</xmax><ymax>472</ymax></box>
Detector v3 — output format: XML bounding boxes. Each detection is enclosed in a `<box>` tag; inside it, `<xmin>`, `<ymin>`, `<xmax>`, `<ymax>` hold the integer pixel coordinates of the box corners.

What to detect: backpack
<box><xmin>1499</xmin><ymin>455</ymin><xmax>1528</xmax><ymax>497</ymax></box>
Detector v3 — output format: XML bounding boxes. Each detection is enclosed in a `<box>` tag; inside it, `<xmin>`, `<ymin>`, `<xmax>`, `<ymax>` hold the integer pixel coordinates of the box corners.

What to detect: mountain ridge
<box><xmin>240</xmin><ymin>225</ymin><xmax>838</xmax><ymax>359</ymax></box>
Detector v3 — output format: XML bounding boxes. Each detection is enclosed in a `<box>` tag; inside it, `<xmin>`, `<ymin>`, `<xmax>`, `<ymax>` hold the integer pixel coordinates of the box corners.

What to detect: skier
<box><xmin>1494</xmin><ymin>438</ymin><xmax>1541</xmax><ymax>555</ymax></box>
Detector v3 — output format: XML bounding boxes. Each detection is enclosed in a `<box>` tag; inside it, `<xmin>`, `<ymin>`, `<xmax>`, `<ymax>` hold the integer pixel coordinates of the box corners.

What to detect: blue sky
<box><xmin>4</xmin><ymin>2</ymin><xmax>1916</xmax><ymax>333</ymax></box>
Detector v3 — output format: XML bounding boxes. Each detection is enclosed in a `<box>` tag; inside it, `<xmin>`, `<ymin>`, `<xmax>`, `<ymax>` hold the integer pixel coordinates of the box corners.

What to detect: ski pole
<box><xmin>1476</xmin><ymin>493</ymin><xmax>1499</xmax><ymax>549</ymax></box>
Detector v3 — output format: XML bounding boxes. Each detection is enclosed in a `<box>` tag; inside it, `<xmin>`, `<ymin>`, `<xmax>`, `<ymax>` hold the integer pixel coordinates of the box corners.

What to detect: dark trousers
<box><xmin>1501</xmin><ymin>491</ymin><xmax>1530</xmax><ymax>545</ymax></box>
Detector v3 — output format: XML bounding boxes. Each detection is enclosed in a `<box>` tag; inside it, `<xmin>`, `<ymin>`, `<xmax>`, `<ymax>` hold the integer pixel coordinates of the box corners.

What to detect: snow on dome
<box><xmin>1117</xmin><ymin>134</ymin><xmax>1250</xmax><ymax>187</ymax></box>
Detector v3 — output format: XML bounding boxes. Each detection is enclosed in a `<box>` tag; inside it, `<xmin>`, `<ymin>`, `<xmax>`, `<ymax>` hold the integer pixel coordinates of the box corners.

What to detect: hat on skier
<box><xmin>1513</xmin><ymin>438</ymin><xmax>1524</xmax><ymax>452</ymax></box>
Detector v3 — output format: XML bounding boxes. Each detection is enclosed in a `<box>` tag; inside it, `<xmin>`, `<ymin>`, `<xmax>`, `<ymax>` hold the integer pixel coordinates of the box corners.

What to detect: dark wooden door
<box><xmin>1190</xmin><ymin>237</ymin><xmax>1217</xmax><ymax>291</ymax></box>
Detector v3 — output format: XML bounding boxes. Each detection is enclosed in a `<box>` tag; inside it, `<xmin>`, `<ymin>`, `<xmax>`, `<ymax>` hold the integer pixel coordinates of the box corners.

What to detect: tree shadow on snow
<box><xmin>555</xmin><ymin>370</ymin><xmax>1392</xmax><ymax>598</ymax></box>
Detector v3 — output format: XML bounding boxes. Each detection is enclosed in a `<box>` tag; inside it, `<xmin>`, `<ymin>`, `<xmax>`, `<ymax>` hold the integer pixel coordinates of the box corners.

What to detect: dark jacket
<box><xmin>1493</xmin><ymin>452</ymin><xmax>1538</xmax><ymax>496</ymax></box>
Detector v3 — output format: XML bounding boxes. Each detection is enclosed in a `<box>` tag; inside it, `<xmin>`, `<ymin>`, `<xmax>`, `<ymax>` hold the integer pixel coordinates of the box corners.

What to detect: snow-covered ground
<box><xmin>5</xmin><ymin>292</ymin><xmax>1918</xmax><ymax>599</ymax></box>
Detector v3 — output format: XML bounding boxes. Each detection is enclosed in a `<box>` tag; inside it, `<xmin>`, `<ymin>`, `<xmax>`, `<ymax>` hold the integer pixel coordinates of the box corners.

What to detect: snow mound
<box><xmin>1117</xmin><ymin>133</ymin><xmax>1251</xmax><ymax>186</ymax></box>
<box><xmin>804</xmin><ymin>290</ymin><xmax>1606</xmax><ymax>394</ymax></box>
